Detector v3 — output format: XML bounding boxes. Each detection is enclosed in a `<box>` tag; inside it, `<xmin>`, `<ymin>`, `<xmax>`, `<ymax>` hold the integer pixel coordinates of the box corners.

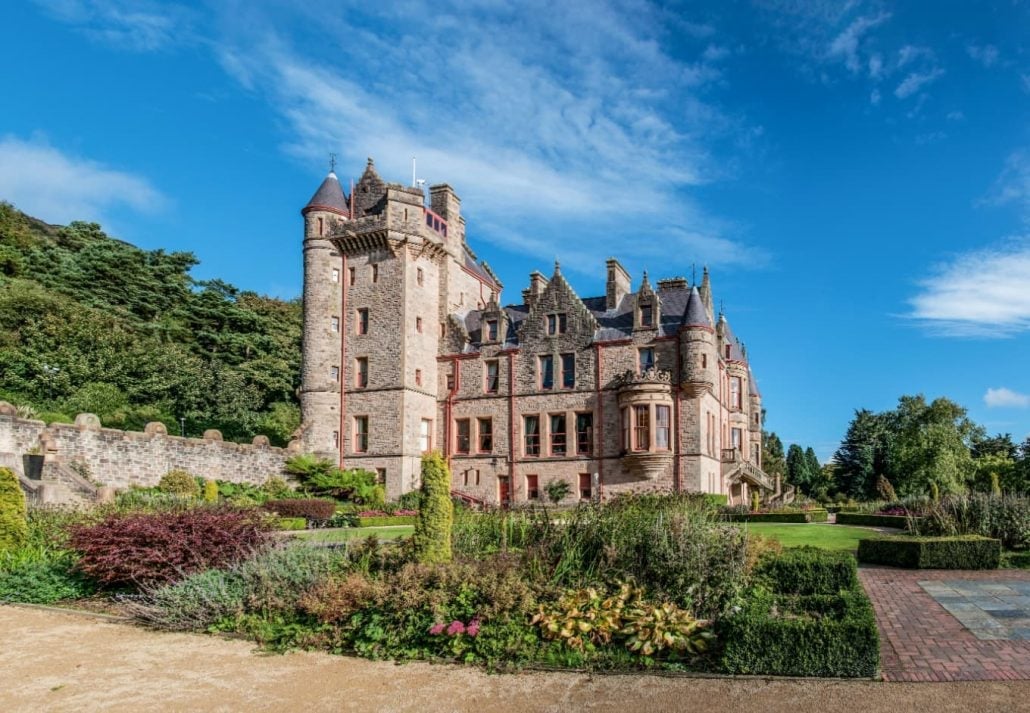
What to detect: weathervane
<box><xmin>329</xmin><ymin>152</ymin><xmax>337</xmax><ymax>173</ymax></box>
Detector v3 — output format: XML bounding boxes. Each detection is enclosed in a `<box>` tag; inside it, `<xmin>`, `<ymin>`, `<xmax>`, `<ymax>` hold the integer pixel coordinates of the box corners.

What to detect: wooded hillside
<box><xmin>0</xmin><ymin>202</ymin><xmax>301</xmax><ymax>445</ymax></box>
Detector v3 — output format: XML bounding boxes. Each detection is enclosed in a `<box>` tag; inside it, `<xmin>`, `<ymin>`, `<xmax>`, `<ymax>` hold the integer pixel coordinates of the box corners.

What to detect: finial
<box><xmin>719</xmin><ymin>299</ymin><xmax>725</xmax><ymax>316</ymax></box>
<box><xmin>692</xmin><ymin>263</ymin><xmax>696</xmax><ymax>284</ymax></box>
<box><xmin>329</xmin><ymin>152</ymin><xmax>337</xmax><ymax>174</ymax></box>
<box><xmin>367</xmin><ymin>157</ymin><xmax>374</xmax><ymax>166</ymax></box>
<box><xmin>554</xmin><ymin>258</ymin><xmax>561</xmax><ymax>274</ymax></box>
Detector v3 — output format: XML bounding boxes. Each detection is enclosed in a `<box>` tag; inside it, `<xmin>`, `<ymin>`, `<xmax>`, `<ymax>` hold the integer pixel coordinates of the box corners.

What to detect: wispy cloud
<box><xmin>827</xmin><ymin>12</ymin><xmax>891</xmax><ymax>73</ymax></box>
<box><xmin>894</xmin><ymin>67</ymin><xmax>945</xmax><ymax>99</ymax></box>
<box><xmin>984</xmin><ymin>387</ymin><xmax>1030</xmax><ymax>408</ymax></box>
<box><xmin>983</xmin><ymin>149</ymin><xmax>1030</xmax><ymax>222</ymax></box>
<box><xmin>907</xmin><ymin>239</ymin><xmax>1030</xmax><ymax>337</ymax></box>
<box><xmin>966</xmin><ymin>43</ymin><xmax>999</xmax><ymax>68</ymax></box>
<box><xmin>33</xmin><ymin>0</ymin><xmax>193</xmax><ymax>51</ymax></box>
<box><xmin>0</xmin><ymin>134</ymin><xmax>164</xmax><ymax>225</ymax></box>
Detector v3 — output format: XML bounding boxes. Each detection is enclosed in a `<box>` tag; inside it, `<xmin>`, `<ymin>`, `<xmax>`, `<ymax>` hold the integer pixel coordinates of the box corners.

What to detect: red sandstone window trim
<box><xmin>484</xmin><ymin>360</ymin><xmax>500</xmax><ymax>393</ymax></box>
<box><xmin>353</xmin><ymin>416</ymin><xmax>369</xmax><ymax>453</ymax></box>
<box><xmin>477</xmin><ymin>418</ymin><xmax>493</xmax><ymax>453</ymax></box>
<box><xmin>455</xmin><ymin>418</ymin><xmax>471</xmax><ymax>454</ymax></box>
<box><xmin>561</xmin><ymin>353</ymin><xmax>575</xmax><ymax>389</ymax></box>
<box><xmin>356</xmin><ymin>309</ymin><xmax>369</xmax><ymax>335</ymax></box>
<box><xmin>526</xmin><ymin>474</ymin><xmax>539</xmax><ymax>500</ymax></box>
<box><xmin>632</xmin><ymin>405</ymin><xmax>650</xmax><ymax>451</ymax></box>
<box><xmin>579</xmin><ymin>473</ymin><xmax>592</xmax><ymax>500</ymax></box>
<box><xmin>656</xmin><ymin>405</ymin><xmax>670</xmax><ymax>451</ymax></box>
<box><xmin>524</xmin><ymin>415</ymin><xmax>540</xmax><ymax>456</ymax></box>
<box><xmin>549</xmin><ymin>413</ymin><xmax>567</xmax><ymax>456</ymax></box>
<box><xmin>355</xmin><ymin>358</ymin><xmax>368</xmax><ymax>388</ymax></box>
<box><xmin>575</xmin><ymin>412</ymin><xmax>593</xmax><ymax>454</ymax></box>
<box><xmin>539</xmin><ymin>355</ymin><xmax>554</xmax><ymax>390</ymax></box>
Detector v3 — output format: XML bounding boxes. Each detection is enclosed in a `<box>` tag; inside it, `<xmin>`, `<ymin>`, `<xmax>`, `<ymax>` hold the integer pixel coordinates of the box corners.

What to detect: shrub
<box><xmin>276</xmin><ymin>517</ymin><xmax>307</xmax><ymax>531</ymax></box>
<box><xmin>835</xmin><ymin>512</ymin><xmax>911</xmax><ymax>529</ymax></box>
<box><xmin>356</xmin><ymin>515</ymin><xmax>418</xmax><ymax>528</ymax></box>
<box><xmin>203</xmin><ymin>479</ymin><xmax>219</xmax><ymax>503</ymax></box>
<box><xmin>857</xmin><ymin>535</ymin><xmax>1001</xmax><ymax>569</ymax></box>
<box><xmin>70</xmin><ymin>508</ymin><xmax>274</xmax><ymax>587</ymax></box>
<box><xmin>263</xmin><ymin>477</ymin><xmax>293</xmax><ymax>499</ymax></box>
<box><xmin>115</xmin><ymin>488</ymin><xmax>192</xmax><ymax>512</ymax></box>
<box><xmin>754</xmin><ymin>547</ymin><xmax>858</xmax><ymax>595</ymax></box>
<box><xmin>158</xmin><ymin>470</ymin><xmax>200</xmax><ymax>498</ymax></box>
<box><xmin>0</xmin><ymin>553</ymin><xmax>94</xmax><ymax>603</ymax></box>
<box><xmin>413</xmin><ymin>452</ymin><xmax>453</xmax><ymax>564</ymax></box>
<box><xmin>0</xmin><ymin>467</ymin><xmax>28</xmax><ymax>551</ymax></box>
<box><xmin>723</xmin><ymin>509</ymin><xmax>828</xmax><ymax>523</ymax></box>
<box><xmin>719</xmin><ymin>587</ymin><xmax>879</xmax><ymax>677</ymax></box>
<box><xmin>263</xmin><ymin>498</ymin><xmax>336</xmax><ymax>522</ymax></box>
<box><xmin>545</xmin><ymin>479</ymin><xmax>571</xmax><ymax>504</ymax></box>
<box><xmin>910</xmin><ymin>493</ymin><xmax>1029</xmax><ymax>551</ymax></box>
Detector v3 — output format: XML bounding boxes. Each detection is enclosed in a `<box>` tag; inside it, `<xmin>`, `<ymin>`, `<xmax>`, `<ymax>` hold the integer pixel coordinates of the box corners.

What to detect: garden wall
<box><xmin>0</xmin><ymin>402</ymin><xmax>301</xmax><ymax>489</ymax></box>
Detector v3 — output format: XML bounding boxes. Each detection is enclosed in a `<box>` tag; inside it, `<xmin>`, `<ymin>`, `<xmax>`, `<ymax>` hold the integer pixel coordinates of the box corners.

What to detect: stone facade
<box><xmin>0</xmin><ymin>402</ymin><xmax>297</xmax><ymax>491</ymax></box>
<box><xmin>301</xmin><ymin>160</ymin><xmax>775</xmax><ymax>505</ymax></box>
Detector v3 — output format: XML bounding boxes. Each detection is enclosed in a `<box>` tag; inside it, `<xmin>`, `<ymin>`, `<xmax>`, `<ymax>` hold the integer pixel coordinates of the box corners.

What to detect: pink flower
<box><xmin>466</xmin><ymin>619</ymin><xmax>481</xmax><ymax>637</ymax></box>
<box><xmin>429</xmin><ymin>622</ymin><xmax>446</xmax><ymax>635</ymax></box>
<box><xmin>446</xmin><ymin>620</ymin><xmax>465</xmax><ymax>636</ymax></box>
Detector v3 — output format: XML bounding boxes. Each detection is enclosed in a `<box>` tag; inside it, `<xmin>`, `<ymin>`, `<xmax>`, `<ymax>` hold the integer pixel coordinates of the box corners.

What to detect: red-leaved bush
<box><xmin>69</xmin><ymin>508</ymin><xmax>273</xmax><ymax>588</ymax></box>
<box><xmin>262</xmin><ymin>498</ymin><xmax>336</xmax><ymax>521</ymax></box>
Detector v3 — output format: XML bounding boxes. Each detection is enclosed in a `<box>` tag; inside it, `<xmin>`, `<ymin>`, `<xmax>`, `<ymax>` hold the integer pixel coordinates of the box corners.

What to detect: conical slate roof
<box><xmin>683</xmin><ymin>287</ymin><xmax>711</xmax><ymax>327</ymax></box>
<box><xmin>719</xmin><ymin>315</ymin><xmax>746</xmax><ymax>362</ymax></box>
<box><xmin>303</xmin><ymin>172</ymin><xmax>349</xmax><ymax>215</ymax></box>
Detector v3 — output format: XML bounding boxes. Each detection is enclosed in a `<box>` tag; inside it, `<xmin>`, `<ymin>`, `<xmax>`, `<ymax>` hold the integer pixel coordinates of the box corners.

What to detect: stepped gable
<box><xmin>351</xmin><ymin>157</ymin><xmax>387</xmax><ymax>217</ymax></box>
<box><xmin>302</xmin><ymin>171</ymin><xmax>349</xmax><ymax>216</ymax></box>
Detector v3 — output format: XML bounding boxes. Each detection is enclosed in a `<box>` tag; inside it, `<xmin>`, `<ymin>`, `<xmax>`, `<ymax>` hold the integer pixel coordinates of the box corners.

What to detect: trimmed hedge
<box><xmin>276</xmin><ymin>517</ymin><xmax>308</xmax><ymax>531</ymax></box>
<box><xmin>755</xmin><ymin>547</ymin><xmax>858</xmax><ymax>595</ymax></box>
<box><xmin>725</xmin><ymin>509</ymin><xmax>829</xmax><ymax>523</ymax></box>
<box><xmin>857</xmin><ymin>535</ymin><xmax>1001</xmax><ymax>569</ymax></box>
<box><xmin>720</xmin><ymin>587</ymin><xmax>879</xmax><ymax>677</ymax></box>
<box><xmin>263</xmin><ymin>498</ymin><xmax>336</xmax><ymax>522</ymax></box>
<box><xmin>837</xmin><ymin>512</ymin><xmax>911</xmax><ymax>529</ymax></box>
<box><xmin>355</xmin><ymin>515</ymin><xmax>417</xmax><ymax>528</ymax></box>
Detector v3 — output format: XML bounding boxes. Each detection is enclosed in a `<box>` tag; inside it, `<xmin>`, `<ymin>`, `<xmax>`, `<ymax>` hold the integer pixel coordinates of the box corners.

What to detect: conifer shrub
<box><xmin>203</xmin><ymin>479</ymin><xmax>219</xmax><ymax>503</ymax></box>
<box><xmin>0</xmin><ymin>466</ymin><xmax>28</xmax><ymax>551</ymax></box>
<box><xmin>69</xmin><ymin>508</ymin><xmax>273</xmax><ymax>588</ymax></box>
<box><xmin>158</xmin><ymin>469</ymin><xmax>200</xmax><ymax>498</ymax></box>
<box><xmin>413</xmin><ymin>452</ymin><xmax>453</xmax><ymax>564</ymax></box>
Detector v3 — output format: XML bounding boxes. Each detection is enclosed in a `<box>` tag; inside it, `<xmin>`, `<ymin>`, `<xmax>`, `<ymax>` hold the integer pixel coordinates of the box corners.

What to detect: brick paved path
<box><xmin>859</xmin><ymin>566</ymin><xmax>1030</xmax><ymax>682</ymax></box>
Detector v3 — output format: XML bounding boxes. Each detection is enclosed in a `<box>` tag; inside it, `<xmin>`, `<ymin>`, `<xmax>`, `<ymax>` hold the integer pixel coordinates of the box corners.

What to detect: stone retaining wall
<box><xmin>0</xmin><ymin>402</ymin><xmax>301</xmax><ymax>489</ymax></box>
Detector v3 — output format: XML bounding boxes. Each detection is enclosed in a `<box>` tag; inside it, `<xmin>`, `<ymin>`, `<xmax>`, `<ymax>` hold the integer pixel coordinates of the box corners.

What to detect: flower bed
<box><xmin>857</xmin><ymin>534</ymin><xmax>1001</xmax><ymax>569</ymax></box>
<box><xmin>836</xmin><ymin>512</ymin><xmax>912</xmax><ymax>529</ymax></box>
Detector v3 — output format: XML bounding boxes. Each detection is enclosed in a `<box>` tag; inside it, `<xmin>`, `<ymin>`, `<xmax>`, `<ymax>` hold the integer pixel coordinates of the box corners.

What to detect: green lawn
<box><xmin>738</xmin><ymin>523</ymin><xmax>887</xmax><ymax>551</ymax></box>
<box><xmin>293</xmin><ymin>525</ymin><xmax>415</xmax><ymax>543</ymax></box>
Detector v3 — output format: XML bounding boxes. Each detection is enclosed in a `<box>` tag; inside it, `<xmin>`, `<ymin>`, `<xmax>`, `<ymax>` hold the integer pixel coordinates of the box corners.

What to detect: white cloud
<box><xmin>870</xmin><ymin>88</ymin><xmax>881</xmax><ymax>105</ymax></box>
<box><xmin>966</xmin><ymin>43</ymin><xmax>999</xmax><ymax>68</ymax></box>
<box><xmin>894</xmin><ymin>67</ymin><xmax>944</xmax><ymax>99</ymax></box>
<box><xmin>983</xmin><ymin>149</ymin><xmax>1030</xmax><ymax>222</ymax></box>
<box><xmin>0</xmin><ymin>135</ymin><xmax>164</xmax><ymax>225</ymax></box>
<box><xmin>827</xmin><ymin>12</ymin><xmax>891</xmax><ymax>73</ymax></box>
<box><xmin>907</xmin><ymin>239</ymin><xmax>1030</xmax><ymax>337</ymax></box>
<box><xmin>984</xmin><ymin>387</ymin><xmax>1030</xmax><ymax>408</ymax></box>
<box><xmin>33</xmin><ymin>0</ymin><xmax>193</xmax><ymax>51</ymax></box>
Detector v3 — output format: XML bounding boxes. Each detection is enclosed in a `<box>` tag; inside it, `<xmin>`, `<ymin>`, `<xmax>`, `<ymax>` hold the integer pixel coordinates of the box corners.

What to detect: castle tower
<box><xmin>300</xmin><ymin>170</ymin><xmax>350</xmax><ymax>459</ymax></box>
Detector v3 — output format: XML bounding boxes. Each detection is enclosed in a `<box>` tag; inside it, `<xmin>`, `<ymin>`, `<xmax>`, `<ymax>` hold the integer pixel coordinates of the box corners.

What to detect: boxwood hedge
<box><xmin>724</xmin><ymin>509</ymin><xmax>829</xmax><ymax>523</ymax></box>
<box><xmin>836</xmin><ymin>512</ymin><xmax>911</xmax><ymax>529</ymax></box>
<box><xmin>857</xmin><ymin>535</ymin><xmax>1001</xmax><ymax>569</ymax></box>
<box><xmin>754</xmin><ymin>546</ymin><xmax>858</xmax><ymax>595</ymax></box>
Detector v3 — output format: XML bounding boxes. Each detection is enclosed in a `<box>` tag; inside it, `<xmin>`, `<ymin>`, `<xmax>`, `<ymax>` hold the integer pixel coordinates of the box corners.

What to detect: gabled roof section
<box><xmin>303</xmin><ymin>172</ymin><xmax>349</xmax><ymax>216</ymax></box>
<box><xmin>748</xmin><ymin>367</ymin><xmax>761</xmax><ymax>397</ymax></box>
<box><xmin>719</xmin><ymin>314</ymin><xmax>746</xmax><ymax>362</ymax></box>
<box><xmin>523</xmin><ymin>262</ymin><xmax>600</xmax><ymax>333</ymax></box>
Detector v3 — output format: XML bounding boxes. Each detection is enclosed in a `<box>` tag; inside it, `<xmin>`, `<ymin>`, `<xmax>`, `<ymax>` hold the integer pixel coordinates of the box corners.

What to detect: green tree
<box><xmin>786</xmin><ymin>444</ymin><xmax>809</xmax><ymax>491</ymax></box>
<box><xmin>884</xmin><ymin>395</ymin><xmax>977</xmax><ymax>496</ymax></box>
<box><xmin>833</xmin><ymin>409</ymin><xmax>888</xmax><ymax>499</ymax></box>
<box><xmin>413</xmin><ymin>452</ymin><xmax>453</xmax><ymax>564</ymax></box>
<box><xmin>761</xmin><ymin>431</ymin><xmax>786</xmax><ymax>482</ymax></box>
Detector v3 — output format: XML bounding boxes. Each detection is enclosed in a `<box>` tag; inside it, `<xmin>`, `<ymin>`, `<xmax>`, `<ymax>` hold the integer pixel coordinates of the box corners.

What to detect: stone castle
<box><xmin>300</xmin><ymin>159</ymin><xmax>780</xmax><ymax>506</ymax></box>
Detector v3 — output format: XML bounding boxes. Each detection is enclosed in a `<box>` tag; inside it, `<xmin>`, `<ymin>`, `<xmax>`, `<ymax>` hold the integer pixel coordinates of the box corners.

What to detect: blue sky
<box><xmin>2</xmin><ymin>0</ymin><xmax>1028</xmax><ymax>459</ymax></box>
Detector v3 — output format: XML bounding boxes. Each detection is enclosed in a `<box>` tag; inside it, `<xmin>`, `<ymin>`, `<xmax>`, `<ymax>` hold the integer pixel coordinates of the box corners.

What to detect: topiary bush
<box><xmin>0</xmin><ymin>466</ymin><xmax>28</xmax><ymax>551</ymax></box>
<box><xmin>262</xmin><ymin>498</ymin><xmax>336</xmax><ymax>523</ymax></box>
<box><xmin>754</xmin><ymin>547</ymin><xmax>858</xmax><ymax>595</ymax></box>
<box><xmin>69</xmin><ymin>508</ymin><xmax>273</xmax><ymax>588</ymax></box>
<box><xmin>413</xmin><ymin>452</ymin><xmax>453</xmax><ymax>564</ymax></box>
<box><xmin>158</xmin><ymin>469</ymin><xmax>200</xmax><ymax>498</ymax></box>
<box><xmin>857</xmin><ymin>534</ymin><xmax>1001</xmax><ymax>569</ymax></box>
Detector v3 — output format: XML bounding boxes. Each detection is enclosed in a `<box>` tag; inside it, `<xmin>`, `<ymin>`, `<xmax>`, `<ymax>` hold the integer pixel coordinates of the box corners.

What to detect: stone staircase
<box><xmin>2</xmin><ymin>452</ymin><xmax>99</xmax><ymax>507</ymax></box>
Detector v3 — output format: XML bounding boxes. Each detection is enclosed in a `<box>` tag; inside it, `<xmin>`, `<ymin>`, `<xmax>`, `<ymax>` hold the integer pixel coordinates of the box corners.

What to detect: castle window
<box><xmin>348</xmin><ymin>267</ymin><xmax>355</xmax><ymax>286</ymax></box>
<box><xmin>420</xmin><ymin>419</ymin><xmax>432</xmax><ymax>453</ymax></box>
<box><xmin>330</xmin><ymin>366</ymin><xmax>339</xmax><ymax>382</ymax></box>
<box><xmin>524</xmin><ymin>415</ymin><xmax>540</xmax><ymax>456</ymax></box>
<box><xmin>353</xmin><ymin>417</ymin><xmax>368</xmax><ymax>453</ymax></box>
<box><xmin>317</xmin><ymin>217</ymin><xmax>323</xmax><ymax>235</ymax></box>
<box><xmin>539</xmin><ymin>355</ymin><xmax>554</xmax><ymax>390</ymax></box>
<box><xmin>561</xmin><ymin>353</ymin><xmax>575</xmax><ymax>389</ymax></box>
<box><xmin>725</xmin><ymin>345</ymin><xmax>731</xmax><ymax>359</ymax></box>
<box><xmin>376</xmin><ymin>468</ymin><xmax>386</xmax><ymax>485</ymax></box>
<box><xmin>754</xmin><ymin>412</ymin><xmax>760</xmax><ymax>426</ymax></box>
<box><xmin>546</xmin><ymin>313</ymin><xmax>568</xmax><ymax>335</ymax></box>
<box><xmin>638</xmin><ymin>348</ymin><xmax>655</xmax><ymax>372</ymax></box>
<box><xmin>621</xmin><ymin>408</ymin><xmax>630</xmax><ymax>451</ymax></box>
<box><xmin>575</xmin><ymin>412</ymin><xmax>593</xmax><ymax>454</ymax></box>
<box><xmin>485</xmin><ymin>360</ymin><xmax>499</xmax><ymax>393</ymax></box>
<box><xmin>415</xmin><ymin>368</ymin><xmax>422</xmax><ymax>387</ymax></box>
<box><xmin>416</xmin><ymin>317</ymin><xmax>423</xmax><ymax>334</ymax></box>
<box><xmin>640</xmin><ymin>304</ymin><xmax>653</xmax><ymax>327</ymax></box>
<box><xmin>417</xmin><ymin>268</ymin><xmax>424</xmax><ymax>286</ymax></box>
<box><xmin>633</xmin><ymin>405</ymin><xmax>650</xmax><ymax>451</ymax></box>
<box><xmin>486</xmin><ymin>319</ymin><xmax>498</xmax><ymax>342</ymax></box>
<box><xmin>331</xmin><ymin>268</ymin><xmax>340</xmax><ymax>283</ymax></box>
<box><xmin>579</xmin><ymin>473</ymin><xmax>592</xmax><ymax>500</ymax></box>
<box><xmin>455</xmin><ymin>419</ymin><xmax>471</xmax><ymax>454</ymax></box>
<box><xmin>332</xmin><ymin>430</ymin><xmax>339</xmax><ymax>449</ymax></box>
<box><xmin>372</xmin><ymin>264</ymin><xmax>379</xmax><ymax>283</ymax></box>
<box><xmin>526</xmin><ymin>474</ymin><xmax>539</xmax><ymax>500</ymax></box>
<box><xmin>656</xmin><ymin>405</ymin><xmax>671</xmax><ymax>450</ymax></box>
<box><xmin>357</xmin><ymin>309</ymin><xmax>369</xmax><ymax>335</ymax></box>
<box><xmin>701</xmin><ymin>353</ymin><xmax>707</xmax><ymax>369</ymax></box>
<box><xmin>478</xmin><ymin>418</ymin><xmax>493</xmax><ymax>452</ymax></box>
<box><xmin>440</xmin><ymin>322</ymin><xmax>446</xmax><ymax>338</ymax></box>
<box><xmin>330</xmin><ymin>316</ymin><xmax>340</xmax><ymax>332</ymax></box>
<box><xmin>730</xmin><ymin>377</ymin><xmax>742</xmax><ymax>410</ymax></box>
<box><xmin>731</xmin><ymin>427</ymin><xmax>742</xmax><ymax>452</ymax></box>
<box><xmin>355</xmin><ymin>358</ymin><xmax>368</xmax><ymax>388</ymax></box>
<box><xmin>550</xmin><ymin>414</ymin><xmax>567</xmax><ymax>456</ymax></box>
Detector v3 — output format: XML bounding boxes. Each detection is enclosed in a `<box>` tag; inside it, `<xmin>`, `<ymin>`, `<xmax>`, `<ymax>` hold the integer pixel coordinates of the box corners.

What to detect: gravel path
<box><xmin>2</xmin><ymin>605</ymin><xmax>1029</xmax><ymax>713</ymax></box>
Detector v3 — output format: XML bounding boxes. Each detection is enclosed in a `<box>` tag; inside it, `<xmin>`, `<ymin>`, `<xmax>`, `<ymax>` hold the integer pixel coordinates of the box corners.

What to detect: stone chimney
<box><xmin>606</xmin><ymin>258</ymin><xmax>631</xmax><ymax>310</ymax></box>
<box><xmin>522</xmin><ymin>271</ymin><xmax>548</xmax><ymax>307</ymax></box>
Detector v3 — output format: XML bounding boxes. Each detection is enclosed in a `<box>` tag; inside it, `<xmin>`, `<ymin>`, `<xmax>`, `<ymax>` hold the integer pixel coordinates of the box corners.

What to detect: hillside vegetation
<box><xmin>0</xmin><ymin>202</ymin><xmax>301</xmax><ymax>445</ymax></box>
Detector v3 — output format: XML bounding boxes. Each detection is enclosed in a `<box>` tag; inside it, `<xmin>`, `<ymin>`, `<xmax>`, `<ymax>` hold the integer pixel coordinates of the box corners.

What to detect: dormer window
<box><xmin>725</xmin><ymin>345</ymin><xmax>731</xmax><ymax>359</ymax></box>
<box><xmin>640</xmin><ymin>304</ymin><xmax>653</xmax><ymax>327</ymax></box>
<box><xmin>546</xmin><ymin>313</ymin><xmax>567</xmax><ymax>335</ymax></box>
<box><xmin>638</xmin><ymin>347</ymin><xmax>655</xmax><ymax>372</ymax></box>
<box><xmin>486</xmin><ymin>319</ymin><xmax>498</xmax><ymax>342</ymax></box>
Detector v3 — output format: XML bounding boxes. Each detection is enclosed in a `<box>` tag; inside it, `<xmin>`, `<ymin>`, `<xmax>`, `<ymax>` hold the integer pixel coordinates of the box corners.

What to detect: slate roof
<box><xmin>304</xmin><ymin>172</ymin><xmax>349</xmax><ymax>215</ymax></box>
<box><xmin>463</xmin><ymin>249</ymin><xmax>500</xmax><ymax>289</ymax></box>
<box><xmin>682</xmin><ymin>287</ymin><xmax>711</xmax><ymax>327</ymax></box>
<box><xmin>719</xmin><ymin>315</ymin><xmax>746</xmax><ymax>362</ymax></box>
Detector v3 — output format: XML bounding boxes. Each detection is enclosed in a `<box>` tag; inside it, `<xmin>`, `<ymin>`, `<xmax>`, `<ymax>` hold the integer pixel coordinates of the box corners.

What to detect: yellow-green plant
<box><xmin>751</xmin><ymin>491</ymin><xmax>761</xmax><ymax>513</ymax></box>
<box><xmin>0</xmin><ymin>466</ymin><xmax>28</xmax><ymax>551</ymax></box>
<box><xmin>158</xmin><ymin>469</ymin><xmax>200</xmax><ymax>498</ymax></box>
<box><xmin>531</xmin><ymin>583</ymin><xmax>635</xmax><ymax>650</ymax></box>
<box><xmin>990</xmin><ymin>472</ymin><xmax>1002</xmax><ymax>497</ymax></box>
<box><xmin>930</xmin><ymin>481</ymin><xmax>940</xmax><ymax>503</ymax></box>
<box><xmin>619</xmin><ymin>600</ymin><xmax>714</xmax><ymax>657</ymax></box>
<box><xmin>203</xmin><ymin>479</ymin><xmax>219</xmax><ymax>503</ymax></box>
<box><xmin>412</xmin><ymin>452</ymin><xmax>453</xmax><ymax>563</ymax></box>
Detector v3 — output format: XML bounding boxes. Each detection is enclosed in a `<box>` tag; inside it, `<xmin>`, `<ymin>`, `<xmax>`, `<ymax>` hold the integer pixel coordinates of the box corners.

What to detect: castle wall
<box><xmin>0</xmin><ymin>408</ymin><xmax>294</xmax><ymax>489</ymax></box>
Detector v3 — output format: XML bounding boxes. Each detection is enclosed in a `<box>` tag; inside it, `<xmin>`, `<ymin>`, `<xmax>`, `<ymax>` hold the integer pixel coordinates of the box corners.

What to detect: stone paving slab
<box><xmin>859</xmin><ymin>567</ymin><xmax>1030</xmax><ymax>681</ymax></box>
